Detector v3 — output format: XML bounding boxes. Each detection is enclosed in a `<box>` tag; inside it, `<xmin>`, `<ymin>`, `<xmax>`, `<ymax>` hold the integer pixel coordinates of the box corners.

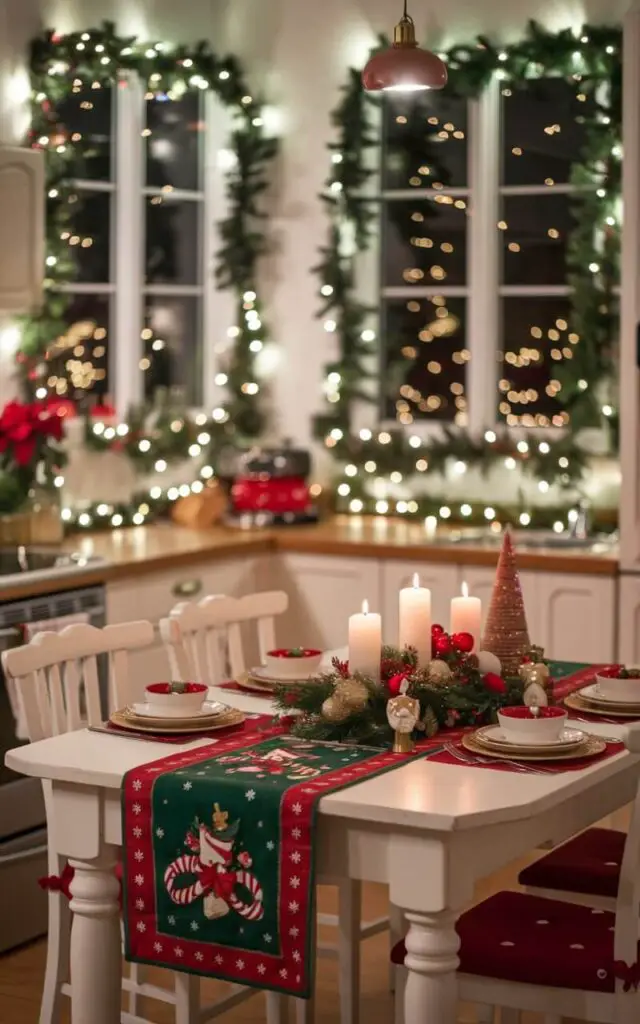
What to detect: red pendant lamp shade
<box><xmin>362</xmin><ymin>6</ymin><xmax>447</xmax><ymax>93</ymax></box>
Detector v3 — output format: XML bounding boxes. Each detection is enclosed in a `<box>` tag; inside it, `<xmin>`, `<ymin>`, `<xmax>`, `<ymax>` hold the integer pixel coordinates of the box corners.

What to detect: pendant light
<box><xmin>361</xmin><ymin>1</ymin><xmax>447</xmax><ymax>93</ymax></box>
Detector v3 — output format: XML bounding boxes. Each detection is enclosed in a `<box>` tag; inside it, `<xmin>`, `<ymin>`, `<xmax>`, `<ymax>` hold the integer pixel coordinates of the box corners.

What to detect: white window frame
<box><xmin>57</xmin><ymin>74</ymin><xmax>231</xmax><ymax>416</ymax></box>
<box><xmin>371</xmin><ymin>70</ymin><xmax>619</xmax><ymax>439</ymax></box>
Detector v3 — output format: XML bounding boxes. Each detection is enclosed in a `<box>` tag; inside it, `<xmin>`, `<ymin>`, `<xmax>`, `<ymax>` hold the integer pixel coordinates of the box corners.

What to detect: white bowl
<box><xmin>497</xmin><ymin>706</ymin><xmax>568</xmax><ymax>746</ymax></box>
<box><xmin>144</xmin><ymin>682</ymin><xmax>208</xmax><ymax>718</ymax></box>
<box><xmin>263</xmin><ymin>648</ymin><xmax>323</xmax><ymax>680</ymax></box>
<box><xmin>595</xmin><ymin>673</ymin><xmax>640</xmax><ymax>704</ymax></box>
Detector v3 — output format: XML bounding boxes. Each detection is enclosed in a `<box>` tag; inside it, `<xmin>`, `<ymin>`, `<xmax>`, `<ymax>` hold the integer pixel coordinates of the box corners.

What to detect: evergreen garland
<box><xmin>313</xmin><ymin>21</ymin><xmax>621</xmax><ymax>528</ymax></box>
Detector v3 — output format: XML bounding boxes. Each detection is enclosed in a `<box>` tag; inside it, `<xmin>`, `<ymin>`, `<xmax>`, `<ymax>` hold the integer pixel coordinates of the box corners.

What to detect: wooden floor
<box><xmin>0</xmin><ymin>852</ymin><xmax>587</xmax><ymax>1024</ymax></box>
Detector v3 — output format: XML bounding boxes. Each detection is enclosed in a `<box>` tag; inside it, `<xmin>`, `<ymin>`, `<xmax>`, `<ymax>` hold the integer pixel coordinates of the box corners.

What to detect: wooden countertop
<box><xmin>0</xmin><ymin>517</ymin><xmax>619</xmax><ymax>602</ymax></box>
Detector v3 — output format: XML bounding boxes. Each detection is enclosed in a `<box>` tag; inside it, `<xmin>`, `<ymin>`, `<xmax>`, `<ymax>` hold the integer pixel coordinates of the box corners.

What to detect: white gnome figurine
<box><xmin>386</xmin><ymin>679</ymin><xmax>420</xmax><ymax>754</ymax></box>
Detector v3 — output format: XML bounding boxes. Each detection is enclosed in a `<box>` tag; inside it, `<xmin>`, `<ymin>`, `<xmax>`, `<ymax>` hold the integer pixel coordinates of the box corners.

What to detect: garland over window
<box><xmin>16</xmin><ymin>22</ymin><xmax>277</xmax><ymax>529</ymax></box>
<box><xmin>313</xmin><ymin>21</ymin><xmax>621</xmax><ymax>530</ymax></box>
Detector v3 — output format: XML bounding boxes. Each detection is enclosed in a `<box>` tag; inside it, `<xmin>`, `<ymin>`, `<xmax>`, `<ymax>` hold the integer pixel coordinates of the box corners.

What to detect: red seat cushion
<box><xmin>391</xmin><ymin>891</ymin><xmax>639</xmax><ymax>994</ymax></box>
<box><xmin>518</xmin><ymin>827</ymin><xmax>625</xmax><ymax>899</ymax></box>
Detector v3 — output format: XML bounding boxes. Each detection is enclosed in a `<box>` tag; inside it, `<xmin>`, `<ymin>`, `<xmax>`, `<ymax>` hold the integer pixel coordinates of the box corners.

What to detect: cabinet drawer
<box><xmin>107</xmin><ymin>557</ymin><xmax>261</xmax><ymax>626</ymax></box>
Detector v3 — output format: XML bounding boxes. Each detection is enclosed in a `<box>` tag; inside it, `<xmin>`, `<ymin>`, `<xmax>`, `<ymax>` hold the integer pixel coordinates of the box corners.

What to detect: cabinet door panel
<box><xmin>537</xmin><ymin>574</ymin><xmax>615</xmax><ymax>662</ymax></box>
<box><xmin>618</xmin><ymin>577</ymin><xmax>640</xmax><ymax>664</ymax></box>
<box><xmin>279</xmin><ymin>554</ymin><xmax>381</xmax><ymax>651</ymax></box>
<box><xmin>381</xmin><ymin>561</ymin><xmax>460</xmax><ymax>644</ymax></box>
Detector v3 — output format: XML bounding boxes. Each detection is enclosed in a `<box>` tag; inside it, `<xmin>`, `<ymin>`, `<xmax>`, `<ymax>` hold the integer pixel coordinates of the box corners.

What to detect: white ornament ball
<box><xmin>477</xmin><ymin>650</ymin><xmax>502</xmax><ymax>676</ymax></box>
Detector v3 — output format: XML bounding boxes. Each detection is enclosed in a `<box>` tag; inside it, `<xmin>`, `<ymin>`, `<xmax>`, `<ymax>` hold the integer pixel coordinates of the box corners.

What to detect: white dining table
<box><xmin>6</xmin><ymin>681</ymin><xmax>640</xmax><ymax>1024</ymax></box>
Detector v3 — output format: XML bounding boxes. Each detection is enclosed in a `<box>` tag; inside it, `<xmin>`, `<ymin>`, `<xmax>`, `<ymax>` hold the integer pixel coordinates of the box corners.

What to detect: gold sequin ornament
<box><xmin>321</xmin><ymin>694</ymin><xmax>350</xmax><ymax>723</ymax></box>
<box><xmin>333</xmin><ymin>677</ymin><xmax>369</xmax><ymax>712</ymax></box>
<box><xmin>426</xmin><ymin>659</ymin><xmax>452</xmax><ymax>685</ymax></box>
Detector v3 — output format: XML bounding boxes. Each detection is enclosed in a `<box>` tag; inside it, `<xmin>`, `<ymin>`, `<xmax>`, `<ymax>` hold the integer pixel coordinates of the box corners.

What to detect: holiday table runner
<box><xmin>122</xmin><ymin>725</ymin><xmax>435</xmax><ymax>997</ymax></box>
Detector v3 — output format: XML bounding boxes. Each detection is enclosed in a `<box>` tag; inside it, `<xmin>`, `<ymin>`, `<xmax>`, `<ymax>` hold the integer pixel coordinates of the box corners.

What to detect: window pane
<box><xmin>382</xmin><ymin>92</ymin><xmax>468</xmax><ymax>189</ymax></box>
<box><xmin>69</xmin><ymin>191</ymin><xmax>111</xmax><ymax>283</ymax></box>
<box><xmin>499</xmin><ymin>297</ymin><xmax>575</xmax><ymax>427</ymax></box>
<box><xmin>145</xmin><ymin>92</ymin><xmax>203</xmax><ymax>191</ymax></box>
<box><xmin>382</xmin><ymin>297</ymin><xmax>467</xmax><ymax>423</ymax></box>
<box><xmin>143</xmin><ymin>297</ymin><xmax>202</xmax><ymax>405</ymax></box>
<box><xmin>56</xmin><ymin>85</ymin><xmax>113</xmax><ymax>181</ymax></box>
<box><xmin>501</xmin><ymin>193</ymin><xmax>575</xmax><ymax>286</ymax></box>
<box><xmin>52</xmin><ymin>294</ymin><xmax>111</xmax><ymax>404</ymax></box>
<box><xmin>501</xmin><ymin>79</ymin><xmax>595</xmax><ymax>186</ymax></box>
<box><xmin>145</xmin><ymin>198</ymin><xmax>201</xmax><ymax>284</ymax></box>
<box><xmin>382</xmin><ymin>198</ymin><xmax>467</xmax><ymax>287</ymax></box>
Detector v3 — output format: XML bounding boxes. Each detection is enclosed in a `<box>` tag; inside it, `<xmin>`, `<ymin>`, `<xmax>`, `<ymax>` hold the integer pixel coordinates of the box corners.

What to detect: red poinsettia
<box><xmin>0</xmin><ymin>399</ymin><xmax>64</xmax><ymax>467</ymax></box>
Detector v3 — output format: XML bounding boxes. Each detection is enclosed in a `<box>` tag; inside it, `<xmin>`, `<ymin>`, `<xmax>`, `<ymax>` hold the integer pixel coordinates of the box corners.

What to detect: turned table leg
<box><xmin>403</xmin><ymin>910</ymin><xmax>460</xmax><ymax>1024</ymax></box>
<box><xmin>68</xmin><ymin>850</ymin><xmax>121</xmax><ymax>1024</ymax></box>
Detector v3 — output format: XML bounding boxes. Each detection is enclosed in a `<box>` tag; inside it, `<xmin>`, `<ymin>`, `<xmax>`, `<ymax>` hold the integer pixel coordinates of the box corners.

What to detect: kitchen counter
<box><xmin>0</xmin><ymin>517</ymin><xmax>619</xmax><ymax>602</ymax></box>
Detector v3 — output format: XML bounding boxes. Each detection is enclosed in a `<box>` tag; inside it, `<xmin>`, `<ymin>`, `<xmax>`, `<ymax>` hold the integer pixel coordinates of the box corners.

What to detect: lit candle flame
<box><xmin>412</xmin><ymin>572</ymin><xmax>420</xmax><ymax>589</ymax></box>
<box><xmin>461</xmin><ymin>580</ymin><xmax>469</xmax><ymax>598</ymax></box>
<box><xmin>362</xmin><ymin>599</ymin><xmax>369</xmax><ymax>615</ymax></box>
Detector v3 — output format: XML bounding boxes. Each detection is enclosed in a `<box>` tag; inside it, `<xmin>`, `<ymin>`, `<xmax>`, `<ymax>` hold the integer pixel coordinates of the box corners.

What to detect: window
<box><xmin>378</xmin><ymin>75</ymin><xmax>620</xmax><ymax>432</ymax></box>
<box><xmin>51</xmin><ymin>77</ymin><xmax>213</xmax><ymax>412</ymax></box>
<box><xmin>52</xmin><ymin>84</ymin><xmax>114</xmax><ymax>400</ymax></box>
<box><xmin>380</xmin><ymin>91</ymin><xmax>469</xmax><ymax>425</ymax></box>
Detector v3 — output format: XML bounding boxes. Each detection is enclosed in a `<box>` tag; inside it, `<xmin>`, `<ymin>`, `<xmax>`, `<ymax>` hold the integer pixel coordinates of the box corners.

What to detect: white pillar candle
<box><xmin>450</xmin><ymin>581</ymin><xmax>482</xmax><ymax>651</ymax></box>
<box><xmin>399</xmin><ymin>573</ymin><xmax>432</xmax><ymax>666</ymax></box>
<box><xmin>348</xmin><ymin>599</ymin><xmax>382</xmax><ymax>681</ymax></box>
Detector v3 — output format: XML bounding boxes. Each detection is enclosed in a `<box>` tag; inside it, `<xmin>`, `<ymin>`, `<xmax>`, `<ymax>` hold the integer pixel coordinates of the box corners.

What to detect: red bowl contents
<box><xmin>267</xmin><ymin>648</ymin><xmax>322</xmax><ymax>659</ymax></box>
<box><xmin>147</xmin><ymin>682</ymin><xmax>208</xmax><ymax>695</ymax></box>
<box><xmin>500</xmin><ymin>705</ymin><xmax>565</xmax><ymax>720</ymax></box>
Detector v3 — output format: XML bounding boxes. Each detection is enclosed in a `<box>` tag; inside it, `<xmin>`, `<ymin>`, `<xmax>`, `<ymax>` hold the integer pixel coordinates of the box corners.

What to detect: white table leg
<box><xmin>68</xmin><ymin>850</ymin><xmax>121</xmax><ymax>1024</ymax></box>
<box><xmin>403</xmin><ymin>910</ymin><xmax>460</xmax><ymax>1024</ymax></box>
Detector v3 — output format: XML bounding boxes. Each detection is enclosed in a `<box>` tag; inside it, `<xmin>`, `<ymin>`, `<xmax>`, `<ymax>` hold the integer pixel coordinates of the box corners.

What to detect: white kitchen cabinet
<box><xmin>617</xmin><ymin>575</ymin><xmax>640</xmax><ymax>663</ymax></box>
<box><xmin>106</xmin><ymin>555</ymin><xmax>267</xmax><ymax>692</ymax></box>
<box><xmin>276</xmin><ymin>553</ymin><xmax>382</xmax><ymax>651</ymax></box>
<box><xmin>0</xmin><ymin>146</ymin><xmax>44</xmax><ymax>311</ymax></box>
<box><xmin>535</xmin><ymin>573</ymin><xmax>616</xmax><ymax>663</ymax></box>
<box><xmin>381</xmin><ymin>561</ymin><xmax>460</xmax><ymax>643</ymax></box>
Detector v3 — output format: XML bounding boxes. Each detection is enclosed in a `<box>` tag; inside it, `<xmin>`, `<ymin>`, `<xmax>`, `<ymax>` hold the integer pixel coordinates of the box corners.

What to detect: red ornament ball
<box><xmin>451</xmin><ymin>631</ymin><xmax>474</xmax><ymax>654</ymax></box>
<box><xmin>483</xmin><ymin>672</ymin><xmax>507</xmax><ymax>694</ymax></box>
<box><xmin>434</xmin><ymin>633</ymin><xmax>452</xmax><ymax>657</ymax></box>
<box><xmin>431</xmin><ymin>623</ymin><xmax>445</xmax><ymax>637</ymax></box>
<box><xmin>387</xmin><ymin>672</ymin><xmax>409</xmax><ymax>697</ymax></box>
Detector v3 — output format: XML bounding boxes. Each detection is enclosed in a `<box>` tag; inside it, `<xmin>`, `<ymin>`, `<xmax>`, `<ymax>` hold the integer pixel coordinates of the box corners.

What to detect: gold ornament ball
<box><xmin>334</xmin><ymin>677</ymin><xmax>369</xmax><ymax>711</ymax></box>
<box><xmin>426</xmin><ymin>659</ymin><xmax>452</xmax><ymax>685</ymax></box>
<box><xmin>321</xmin><ymin>695</ymin><xmax>350</xmax><ymax>723</ymax></box>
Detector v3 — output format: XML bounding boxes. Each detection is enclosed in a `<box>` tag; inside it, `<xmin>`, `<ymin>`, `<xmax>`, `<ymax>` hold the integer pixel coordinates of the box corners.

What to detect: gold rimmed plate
<box><xmin>576</xmin><ymin>685</ymin><xmax>640</xmax><ymax>712</ymax></box>
<box><xmin>474</xmin><ymin>724</ymin><xmax>586</xmax><ymax>755</ymax></box>
<box><xmin>564</xmin><ymin>692</ymin><xmax>640</xmax><ymax>719</ymax></box>
<box><xmin>235</xmin><ymin>672</ymin><xmax>278</xmax><ymax>694</ymax></box>
<box><xmin>463</xmin><ymin>729</ymin><xmax>606</xmax><ymax>762</ymax></box>
<box><xmin>110</xmin><ymin>707</ymin><xmax>245</xmax><ymax>734</ymax></box>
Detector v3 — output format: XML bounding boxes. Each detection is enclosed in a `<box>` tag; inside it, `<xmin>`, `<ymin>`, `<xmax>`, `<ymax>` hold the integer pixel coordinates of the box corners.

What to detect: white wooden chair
<box><xmin>1</xmin><ymin>621</ymin><xmax>270</xmax><ymax>1024</ymax></box>
<box><xmin>391</xmin><ymin>731</ymin><xmax>640</xmax><ymax>1024</ymax></box>
<box><xmin>160</xmin><ymin>591</ymin><xmax>393</xmax><ymax>1024</ymax></box>
<box><xmin>161</xmin><ymin>590</ymin><xmax>289</xmax><ymax>684</ymax></box>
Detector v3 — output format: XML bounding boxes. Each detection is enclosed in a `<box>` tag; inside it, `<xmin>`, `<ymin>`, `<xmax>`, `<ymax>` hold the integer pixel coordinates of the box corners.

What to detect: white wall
<box><xmin>0</xmin><ymin>0</ymin><xmax>630</xmax><ymax>455</ymax></box>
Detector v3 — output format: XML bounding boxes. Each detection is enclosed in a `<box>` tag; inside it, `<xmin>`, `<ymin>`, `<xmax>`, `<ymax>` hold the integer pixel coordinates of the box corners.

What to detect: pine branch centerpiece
<box><xmin>273</xmin><ymin>634</ymin><xmax>524</xmax><ymax>748</ymax></box>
